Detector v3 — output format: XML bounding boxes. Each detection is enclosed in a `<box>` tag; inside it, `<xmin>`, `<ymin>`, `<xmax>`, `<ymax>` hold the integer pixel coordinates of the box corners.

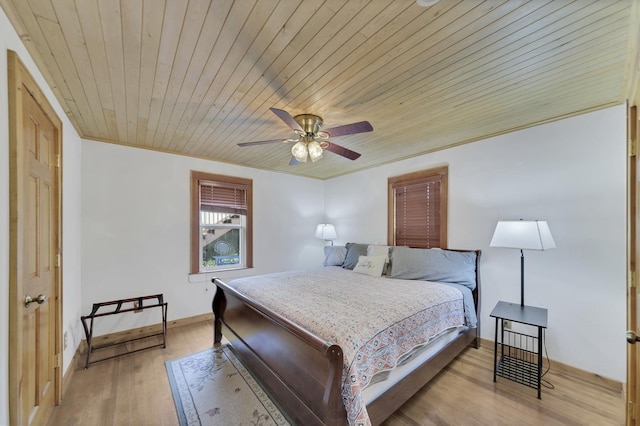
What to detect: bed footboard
<box><xmin>212</xmin><ymin>278</ymin><xmax>347</xmax><ymax>425</ymax></box>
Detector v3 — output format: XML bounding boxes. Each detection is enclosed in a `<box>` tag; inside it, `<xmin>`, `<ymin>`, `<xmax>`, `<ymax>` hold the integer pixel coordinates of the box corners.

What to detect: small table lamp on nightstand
<box><xmin>315</xmin><ymin>224</ymin><xmax>337</xmax><ymax>245</ymax></box>
<box><xmin>490</xmin><ymin>219</ymin><xmax>556</xmax><ymax>307</ymax></box>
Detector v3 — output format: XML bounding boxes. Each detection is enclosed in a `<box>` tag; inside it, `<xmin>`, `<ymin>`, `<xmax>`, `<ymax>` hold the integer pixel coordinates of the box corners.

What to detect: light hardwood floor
<box><xmin>48</xmin><ymin>319</ymin><xmax>625</xmax><ymax>426</ymax></box>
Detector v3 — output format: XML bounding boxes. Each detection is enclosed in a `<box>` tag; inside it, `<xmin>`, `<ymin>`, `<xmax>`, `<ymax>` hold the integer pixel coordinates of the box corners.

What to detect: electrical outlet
<box><xmin>63</xmin><ymin>331</ymin><xmax>68</xmax><ymax>349</ymax></box>
<box><xmin>503</xmin><ymin>320</ymin><xmax>512</xmax><ymax>329</ymax></box>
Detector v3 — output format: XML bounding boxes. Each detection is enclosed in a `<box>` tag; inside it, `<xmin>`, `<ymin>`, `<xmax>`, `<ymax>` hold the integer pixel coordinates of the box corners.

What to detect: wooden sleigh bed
<box><xmin>212</xmin><ymin>247</ymin><xmax>481</xmax><ymax>425</ymax></box>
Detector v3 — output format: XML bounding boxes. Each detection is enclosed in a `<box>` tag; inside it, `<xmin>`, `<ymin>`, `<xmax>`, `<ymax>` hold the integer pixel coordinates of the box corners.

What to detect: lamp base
<box><xmin>520</xmin><ymin>249</ymin><xmax>525</xmax><ymax>307</ymax></box>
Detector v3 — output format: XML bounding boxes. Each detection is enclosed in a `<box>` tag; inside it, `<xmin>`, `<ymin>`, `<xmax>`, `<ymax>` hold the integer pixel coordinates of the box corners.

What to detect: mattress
<box><xmin>362</xmin><ymin>325</ymin><xmax>468</xmax><ymax>403</ymax></box>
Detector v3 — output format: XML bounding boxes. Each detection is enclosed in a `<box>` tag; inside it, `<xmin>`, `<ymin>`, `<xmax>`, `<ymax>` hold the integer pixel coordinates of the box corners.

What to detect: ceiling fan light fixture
<box><xmin>308</xmin><ymin>141</ymin><xmax>323</xmax><ymax>162</ymax></box>
<box><xmin>238</xmin><ymin>108</ymin><xmax>370</xmax><ymax>165</ymax></box>
<box><xmin>291</xmin><ymin>141</ymin><xmax>308</xmax><ymax>162</ymax></box>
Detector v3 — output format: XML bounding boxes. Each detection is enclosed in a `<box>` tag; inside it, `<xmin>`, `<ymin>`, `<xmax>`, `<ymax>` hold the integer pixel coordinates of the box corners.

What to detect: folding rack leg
<box><xmin>80</xmin><ymin>315</ymin><xmax>95</xmax><ymax>369</ymax></box>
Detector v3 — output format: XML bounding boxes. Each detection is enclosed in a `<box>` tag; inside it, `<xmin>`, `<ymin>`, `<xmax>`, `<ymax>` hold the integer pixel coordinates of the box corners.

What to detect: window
<box><xmin>387</xmin><ymin>166</ymin><xmax>448</xmax><ymax>248</ymax></box>
<box><xmin>191</xmin><ymin>171</ymin><xmax>252</xmax><ymax>273</ymax></box>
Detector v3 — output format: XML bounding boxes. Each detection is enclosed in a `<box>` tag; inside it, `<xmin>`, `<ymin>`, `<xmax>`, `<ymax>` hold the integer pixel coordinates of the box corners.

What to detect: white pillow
<box><xmin>367</xmin><ymin>245</ymin><xmax>392</xmax><ymax>275</ymax></box>
<box><xmin>352</xmin><ymin>255</ymin><xmax>387</xmax><ymax>277</ymax></box>
<box><xmin>367</xmin><ymin>245</ymin><xmax>391</xmax><ymax>263</ymax></box>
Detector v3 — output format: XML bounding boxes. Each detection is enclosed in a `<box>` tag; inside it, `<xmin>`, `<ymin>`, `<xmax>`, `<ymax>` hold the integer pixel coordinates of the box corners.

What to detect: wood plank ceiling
<box><xmin>1</xmin><ymin>0</ymin><xmax>638</xmax><ymax>179</ymax></box>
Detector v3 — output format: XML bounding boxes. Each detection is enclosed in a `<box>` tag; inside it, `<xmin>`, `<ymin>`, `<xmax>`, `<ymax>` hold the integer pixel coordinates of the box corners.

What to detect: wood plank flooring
<box><xmin>47</xmin><ymin>320</ymin><xmax>624</xmax><ymax>426</ymax></box>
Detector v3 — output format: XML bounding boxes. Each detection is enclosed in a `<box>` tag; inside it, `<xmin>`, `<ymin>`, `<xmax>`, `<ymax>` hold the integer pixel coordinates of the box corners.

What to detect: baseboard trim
<box><xmin>62</xmin><ymin>344</ymin><xmax>83</xmax><ymax>394</ymax></box>
<box><xmin>63</xmin><ymin>322</ymin><xmax>622</xmax><ymax>397</ymax></box>
<box><xmin>479</xmin><ymin>338</ymin><xmax>622</xmax><ymax>394</ymax></box>
<box><xmin>62</xmin><ymin>312</ymin><xmax>214</xmax><ymax>386</ymax></box>
<box><xmin>86</xmin><ymin>312</ymin><xmax>214</xmax><ymax>347</ymax></box>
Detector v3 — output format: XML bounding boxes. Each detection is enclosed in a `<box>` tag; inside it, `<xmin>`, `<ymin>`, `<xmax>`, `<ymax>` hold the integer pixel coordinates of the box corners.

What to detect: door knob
<box><xmin>627</xmin><ymin>330</ymin><xmax>640</xmax><ymax>344</ymax></box>
<box><xmin>24</xmin><ymin>294</ymin><xmax>47</xmax><ymax>308</ymax></box>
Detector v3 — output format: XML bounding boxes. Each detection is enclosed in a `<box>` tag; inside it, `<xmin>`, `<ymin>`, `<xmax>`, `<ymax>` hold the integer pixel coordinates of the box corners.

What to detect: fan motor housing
<box><xmin>294</xmin><ymin>114</ymin><xmax>323</xmax><ymax>135</ymax></box>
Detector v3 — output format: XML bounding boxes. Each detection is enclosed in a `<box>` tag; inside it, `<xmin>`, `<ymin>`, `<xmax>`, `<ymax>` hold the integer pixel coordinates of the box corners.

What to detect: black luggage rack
<box><xmin>80</xmin><ymin>294</ymin><xmax>167</xmax><ymax>368</ymax></box>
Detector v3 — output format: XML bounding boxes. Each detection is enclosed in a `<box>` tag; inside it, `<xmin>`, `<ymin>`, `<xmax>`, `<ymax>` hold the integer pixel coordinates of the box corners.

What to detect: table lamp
<box><xmin>315</xmin><ymin>224</ymin><xmax>337</xmax><ymax>245</ymax></box>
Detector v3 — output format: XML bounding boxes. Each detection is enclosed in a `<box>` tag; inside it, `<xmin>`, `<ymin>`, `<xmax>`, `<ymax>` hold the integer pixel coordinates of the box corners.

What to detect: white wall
<box><xmin>0</xmin><ymin>7</ymin><xmax>84</xmax><ymax>425</ymax></box>
<box><xmin>62</xmin><ymin>135</ymin><xmax>83</xmax><ymax>372</ymax></box>
<box><xmin>325</xmin><ymin>105</ymin><xmax>627</xmax><ymax>382</ymax></box>
<box><xmin>81</xmin><ymin>140</ymin><xmax>325</xmax><ymax>335</ymax></box>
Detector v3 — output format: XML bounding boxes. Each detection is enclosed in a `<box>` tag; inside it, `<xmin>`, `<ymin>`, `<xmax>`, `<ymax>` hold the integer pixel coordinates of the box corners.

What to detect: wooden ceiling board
<box><xmin>181</xmin><ymin>1</ymin><xmax>308</xmax><ymax>155</ymax></box>
<box><xmin>1</xmin><ymin>0</ymin><xmax>637</xmax><ymax>180</ymax></box>
<box><xmin>173</xmin><ymin>1</ymin><xmax>264</xmax><ymax>152</ymax></box>
<box><xmin>351</xmin><ymin>1</ymin><xmax>612</xmax><ymax>112</ymax></box>
<box><xmin>196</xmin><ymin>0</ymin><xmax>326</xmax><ymax>149</ymax></box>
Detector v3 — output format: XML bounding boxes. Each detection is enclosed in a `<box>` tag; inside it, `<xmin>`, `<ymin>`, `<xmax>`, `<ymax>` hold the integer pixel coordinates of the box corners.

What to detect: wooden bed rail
<box><xmin>212</xmin><ymin>277</ymin><xmax>347</xmax><ymax>425</ymax></box>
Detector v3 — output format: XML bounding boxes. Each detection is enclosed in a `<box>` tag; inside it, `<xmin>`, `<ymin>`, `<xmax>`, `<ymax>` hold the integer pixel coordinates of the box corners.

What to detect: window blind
<box><xmin>392</xmin><ymin>175</ymin><xmax>442</xmax><ymax>248</ymax></box>
<box><xmin>200</xmin><ymin>182</ymin><xmax>247</xmax><ymax>215</ymax></box>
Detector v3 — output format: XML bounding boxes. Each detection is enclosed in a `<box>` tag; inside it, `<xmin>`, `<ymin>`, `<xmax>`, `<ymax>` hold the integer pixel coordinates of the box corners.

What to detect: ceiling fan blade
<box><xmin>324</xmin><ymin>142</ymin><xmax>361</xmax><ymax>160</ymax></box>
<box><xmin>238</xmin><ymin>139</ymin><xmax>288</xmax><ymax>147</ymax></box>
<box><xmin>323</xmin><ymin>121</ymin><xmax>373</xmax><ymax>138</ymax></box>
<box><xmin>289</xmin><ymin>156</ymin><xmax>300</xmax><ymax>165</ymax></box>
<box><xmin>270</xmin><ymin>108</ymin><xmax>303</xmax><ymax>131</ymax></box>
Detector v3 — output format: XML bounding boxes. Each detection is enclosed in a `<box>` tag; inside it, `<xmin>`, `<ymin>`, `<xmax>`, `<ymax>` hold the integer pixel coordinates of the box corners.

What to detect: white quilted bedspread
<box><xmin>227</xmin><ymin>267</ymin><xmax>465</xmax><ymax>426</ymax></box>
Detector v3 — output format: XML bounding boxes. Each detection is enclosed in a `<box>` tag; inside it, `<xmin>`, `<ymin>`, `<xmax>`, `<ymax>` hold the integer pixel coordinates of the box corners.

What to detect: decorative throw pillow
<box><xmin>342</xmin><ymin>242</ymin><xmax>369</xmax><ymax>270</ymax></box>
<box><xmin>352</xmin><ymin>255</ymin><xmax>387</xmax><ymax>277</ymax></box>
<box><xmin>323</xmin><ymin>245</ymin><xmax>347</xmax><ymax>266</ymax></box>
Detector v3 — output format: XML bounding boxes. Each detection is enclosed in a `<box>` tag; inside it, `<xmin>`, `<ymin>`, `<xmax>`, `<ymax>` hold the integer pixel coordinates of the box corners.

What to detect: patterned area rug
<box><xmin>165</xmin><ymin>345</ymin><xmax>290</xmax><ymax>426</ymax></box>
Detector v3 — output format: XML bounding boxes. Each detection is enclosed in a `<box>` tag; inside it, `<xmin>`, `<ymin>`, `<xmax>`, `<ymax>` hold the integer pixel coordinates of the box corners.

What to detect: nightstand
<box><xmin>490</xmin><ymin>301</ymin><xmax>548</xmax><ymax>398</ymax></box>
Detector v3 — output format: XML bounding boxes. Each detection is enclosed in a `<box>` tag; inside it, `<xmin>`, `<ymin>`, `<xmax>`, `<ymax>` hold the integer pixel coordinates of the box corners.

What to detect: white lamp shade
<box><xmin>490</xmin><ymin>220</ymin><xmax>556</xmax><ymax>250</ymax></box>
<box><xmin>315</xmin><ymin>224</ymin><xmax>337</xmax><ymax>240</ymax></box>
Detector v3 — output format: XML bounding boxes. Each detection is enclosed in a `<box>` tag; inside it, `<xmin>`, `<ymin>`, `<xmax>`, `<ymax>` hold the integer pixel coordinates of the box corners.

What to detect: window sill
<box><xmin>188</xmin><ymin>267</ymin><xmax>253</xmax><ymax>283</ymax></box>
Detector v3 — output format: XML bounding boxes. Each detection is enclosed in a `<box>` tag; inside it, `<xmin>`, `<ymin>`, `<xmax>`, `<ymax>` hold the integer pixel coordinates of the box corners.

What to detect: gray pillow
<box><xmin>389</xmin><ymin>246</ymin><xmax>477</xmax><ymax>290</ymax></box>
<box><xmin>323</xmin><ymin>245</ymin><xmax>347</xmax><ymax>266</ymax></box>
<box><xmin>342</xmin><ymin>243</ymin><xmax>369</xmax><ymax>270</ymax></box>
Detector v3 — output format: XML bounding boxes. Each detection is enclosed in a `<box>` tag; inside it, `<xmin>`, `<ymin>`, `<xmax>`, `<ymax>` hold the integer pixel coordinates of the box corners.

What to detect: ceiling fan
<box><xmin>238</xmin><ymin>108</ymin><xmax>373</xmax><ymax>164</ymax></box>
